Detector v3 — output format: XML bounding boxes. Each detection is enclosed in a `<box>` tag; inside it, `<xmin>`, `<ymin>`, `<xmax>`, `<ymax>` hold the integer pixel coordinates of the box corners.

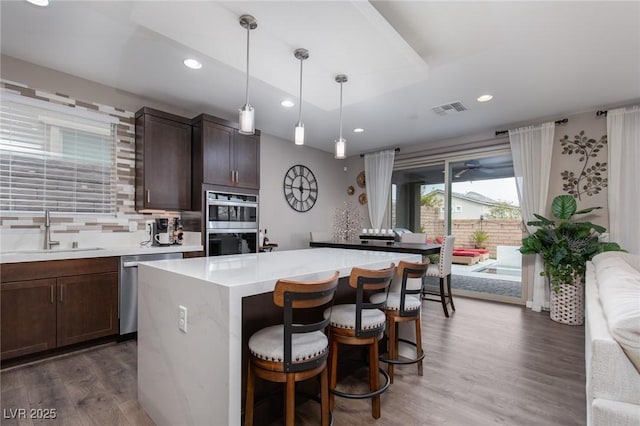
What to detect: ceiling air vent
<box><xmin>431</xmin><ymin>101</ymin><xmax>468</xmax><ymax>116</ymax></box>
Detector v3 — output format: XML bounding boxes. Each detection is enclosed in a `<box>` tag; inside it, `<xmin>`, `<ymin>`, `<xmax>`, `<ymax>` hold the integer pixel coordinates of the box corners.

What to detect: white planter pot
<box><xmin>549</xmin><ymin>278</ymin><xmax>584</xmax><ymax>325</ymax></box>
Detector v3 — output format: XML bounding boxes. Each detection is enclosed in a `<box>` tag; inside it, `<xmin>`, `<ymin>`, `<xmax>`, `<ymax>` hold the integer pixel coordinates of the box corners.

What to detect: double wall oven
<box><xmin>205</xmin><ymin>190</ymin><xmax>258</xmax><ymax>256</ymax></box>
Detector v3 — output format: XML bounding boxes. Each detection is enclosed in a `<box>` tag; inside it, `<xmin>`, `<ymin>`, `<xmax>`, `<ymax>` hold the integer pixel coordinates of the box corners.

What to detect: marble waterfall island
<box><xmin>137</xmin><ymin>248</ymin><xmax>420</xmax><ymax>426</ymax></box>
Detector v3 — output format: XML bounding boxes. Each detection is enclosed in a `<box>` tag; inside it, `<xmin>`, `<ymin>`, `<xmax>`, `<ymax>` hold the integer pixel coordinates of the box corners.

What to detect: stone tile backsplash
<box><xmin>0</xmin><ymin>79</ymin><xmax>184</xmax><ymax>250</ymax></box>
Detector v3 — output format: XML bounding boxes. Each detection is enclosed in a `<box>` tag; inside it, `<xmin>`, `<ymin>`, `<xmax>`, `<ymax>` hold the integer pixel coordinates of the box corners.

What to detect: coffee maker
<box><xmin>152</xmin><ymin>218</ymin><xmax>171</xmax><ymax>246</ymax></box>
<box><xmin>152</xmin><ymin>218</ymin><xmax>183</xmax><ymax>246</ymax></box>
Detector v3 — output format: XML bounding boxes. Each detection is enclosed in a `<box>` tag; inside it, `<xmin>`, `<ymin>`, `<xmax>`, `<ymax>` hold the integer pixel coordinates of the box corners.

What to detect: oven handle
<box><xmin>207</xmin><ymin>200</ymin><xmax>258</xmax><ymax>208</ymax></box>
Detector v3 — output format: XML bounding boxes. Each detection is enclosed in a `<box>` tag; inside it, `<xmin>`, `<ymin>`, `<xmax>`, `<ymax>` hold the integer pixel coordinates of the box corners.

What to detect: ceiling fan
<box><xmin>454</xmin><ymin>160</ymin><xmax>496</xmax><ymax>178</ymax></box>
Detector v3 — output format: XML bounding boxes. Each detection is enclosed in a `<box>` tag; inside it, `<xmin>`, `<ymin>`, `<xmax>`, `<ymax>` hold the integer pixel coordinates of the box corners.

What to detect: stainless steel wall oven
<box><xmin>205</xmin><ymin>190</ymin><xmax>258</xmax><ymax>256</ymax></box>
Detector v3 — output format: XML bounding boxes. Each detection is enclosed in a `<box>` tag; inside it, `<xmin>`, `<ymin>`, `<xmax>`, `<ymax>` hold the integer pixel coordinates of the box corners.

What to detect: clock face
<box><xmin>283</xmin><ymin>164</ymin><xmax>318</xmax><ymax>212</ymax></box>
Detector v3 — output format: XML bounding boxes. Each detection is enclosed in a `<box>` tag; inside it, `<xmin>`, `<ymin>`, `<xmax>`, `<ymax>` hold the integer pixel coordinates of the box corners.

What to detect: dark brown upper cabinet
<box><xmin>136</xmin><ymin>107</ymin><xmax>192</xmax><ymax>211</ymax></box>
<box><xmin>191</xmin><ymin>114</ymin><xmax>260</xmax><ymax>203</ymax></box>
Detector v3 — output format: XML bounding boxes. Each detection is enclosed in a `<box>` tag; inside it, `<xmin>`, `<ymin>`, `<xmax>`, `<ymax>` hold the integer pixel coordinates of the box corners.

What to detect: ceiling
<box><xmin>1</xmin><ymin>1</ymin><xmax>639</xmax><ymax>157</ymax></box>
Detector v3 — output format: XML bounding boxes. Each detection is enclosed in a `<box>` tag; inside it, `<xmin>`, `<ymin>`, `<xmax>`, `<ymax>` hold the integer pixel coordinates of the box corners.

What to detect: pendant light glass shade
<box><xmin>238</xmin><ymin>15</ymin><xmax>257</xmax><ymax>135</ymax></box>
<box><xmin>294</xmin><ymin>122</ymin><xmax>304</xmax><ymax>145</ymax></box>
<box><xmin>239</xmin><ymin>105</ymin><xmax>255</xmax><ymax>134</ymax></box>
<box><xmin>334</xmin><ymin>74</ymin><xmax>348</xmax><ymax>159</ymax></box>
<box><xmin>334</xmin><ymin>137</ymin><xmax>346</xmax><ymax>159</ymax></box>
<box><xmin>293</xmin><ymin>48</ymin><xmax>309</xmax><ymax>146</ymax></box>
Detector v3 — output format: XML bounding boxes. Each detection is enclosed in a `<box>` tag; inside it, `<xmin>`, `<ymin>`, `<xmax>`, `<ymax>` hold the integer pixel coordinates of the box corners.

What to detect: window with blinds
<box><xmin>0</xmin><ymin>93</ymin><xmax>118</xmax><ymax>214</ymax></box>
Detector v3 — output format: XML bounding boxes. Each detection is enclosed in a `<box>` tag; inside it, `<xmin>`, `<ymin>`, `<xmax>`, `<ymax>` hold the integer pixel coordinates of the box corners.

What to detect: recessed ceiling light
<box><xmin>353</xmin><ymin>128</ymin><xmax>364</xmax><ymax>133</ymax></box>
<box><xmin>280</xmin><ymin>100</ymin><xmax>295</xmax><ymax>108</ymax></box>
<box><xmin>26</xmin><ymin>0</ymin><xmax>49</xmax><ymax>6</ymax></box>
<box><xmin>477</xmin><ymin>94</ymin><xmax>493</xmax><ymax>103</ymax></box>
<box><xmin>183</xmin><ymin>58</ymin><xmax>202</xmax><ymax>70</ymax></box>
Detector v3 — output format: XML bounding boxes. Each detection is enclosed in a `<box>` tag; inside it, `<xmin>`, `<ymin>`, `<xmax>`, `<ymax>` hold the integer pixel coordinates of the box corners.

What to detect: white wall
<box><xmin>259</xmin><ymin>135</ymin><xmax>367</xmax><ymax>250</ymax></box>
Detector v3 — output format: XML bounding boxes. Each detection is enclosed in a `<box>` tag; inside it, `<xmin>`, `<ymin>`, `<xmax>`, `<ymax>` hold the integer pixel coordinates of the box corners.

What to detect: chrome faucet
<box><xmin>44</xmin><ymin>210</ymin><xmax>60</xmax><ymax>250</ymax></box>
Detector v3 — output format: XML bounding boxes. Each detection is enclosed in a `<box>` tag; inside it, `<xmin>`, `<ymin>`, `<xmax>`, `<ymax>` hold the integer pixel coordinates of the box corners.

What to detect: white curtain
<box><xmin>509</xmin><ymin>122</ymin><xmax>555</xmax><ymax>312</ymax></box>
<box><xmin>364</xmin><ymin>149</ymin><xmax>395</xmax><ymax>229</ymax></box>
<box><xmin>607</xmin><ymin>105</ymin><xmax>640</xmax><ymax>255</ymax></box>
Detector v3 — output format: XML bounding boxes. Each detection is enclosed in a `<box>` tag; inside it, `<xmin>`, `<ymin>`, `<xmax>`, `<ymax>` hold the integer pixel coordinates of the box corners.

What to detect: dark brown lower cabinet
<box><xmin>1</xmin><ymin>279</ymin><xmax>57</xmax><ymax>360</ymax></box>
<box><xmin>1</xmin><ymin>258</ymin><xmax>119</xmax><ymax>361</ymax></box>
<box><xmin>57</xmin><ymin>272</ymin><xmax>118</xmax><ymax>347</ymax></box>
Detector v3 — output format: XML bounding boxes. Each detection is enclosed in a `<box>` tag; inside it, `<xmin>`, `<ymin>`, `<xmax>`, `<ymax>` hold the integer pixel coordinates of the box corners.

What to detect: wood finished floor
<box><xmin>1</xmin><ymin>297</ymin><xmax>585</xmax><ymax>425</ymax></box>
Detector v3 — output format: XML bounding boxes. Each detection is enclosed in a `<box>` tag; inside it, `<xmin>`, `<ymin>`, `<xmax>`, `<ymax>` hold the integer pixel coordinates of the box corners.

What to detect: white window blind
<box><xmin>0</xmin><ymin>93</ymin><xmax>118</xmax><ymax>213</ymax></box>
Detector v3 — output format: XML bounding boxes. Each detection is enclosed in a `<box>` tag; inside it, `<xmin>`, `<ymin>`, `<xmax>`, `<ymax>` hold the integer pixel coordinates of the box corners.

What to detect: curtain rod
<box><xmin>494</xmin><ymin>118</ymin><xmax>568</xmax><ymax>137</ymax></box>
<box><xmin>596</xmin><ymin>110</ymin><xmax>608</xmax><ymax>117</ymax></box>
<box><xmin>359</xmin><ymin>147</ymin><xmax>400</xmax><ymax>158</ymax></box>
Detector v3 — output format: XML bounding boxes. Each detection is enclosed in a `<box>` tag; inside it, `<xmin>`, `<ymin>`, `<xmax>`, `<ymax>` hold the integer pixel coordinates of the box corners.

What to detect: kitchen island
<box><xmin>137</xmin><ymin>248</ymin><xmax>420</xmax><ymax>426</ymax></box>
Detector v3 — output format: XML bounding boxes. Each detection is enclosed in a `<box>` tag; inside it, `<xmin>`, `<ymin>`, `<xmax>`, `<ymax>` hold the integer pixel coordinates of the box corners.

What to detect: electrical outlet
<box><xmin>179</xmin><ymin>305</ymin><xmax>187</xmax><ymax>333</ymax></box>
<box><xmin>146</xmin><ymin>220</ymin><xmax>154</xmax><ymax>235</ymax></box>
<box><xmin>128</xmin><ymin>222</ymin><xmax>137</xmax><ymax>232</ymax></box>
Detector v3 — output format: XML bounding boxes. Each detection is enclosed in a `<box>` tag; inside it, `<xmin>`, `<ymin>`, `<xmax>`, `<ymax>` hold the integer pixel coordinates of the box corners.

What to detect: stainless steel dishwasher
<box><xmin>119</xmin><ymin>252</ymin><xmax>183</xmax><ymax>338</ymax></box>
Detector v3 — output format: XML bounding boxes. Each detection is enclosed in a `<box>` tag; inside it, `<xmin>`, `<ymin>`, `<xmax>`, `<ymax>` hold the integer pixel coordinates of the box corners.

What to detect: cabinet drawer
<box><xmin>0</xmin><ymin>257</ymin><xmax>118</xmax><ymax>282</ymax></box>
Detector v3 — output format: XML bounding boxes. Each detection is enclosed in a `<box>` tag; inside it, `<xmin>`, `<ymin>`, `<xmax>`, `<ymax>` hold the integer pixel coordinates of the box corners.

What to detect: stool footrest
<box><xmin>329</xmin><ymin>368</ymin><xmax>390</xmax><ymax>400</ymax></box>
<box><xmin>379</xmin><ymin>338</ymin><xmax>425</xmax><ymax>365</ymax></box>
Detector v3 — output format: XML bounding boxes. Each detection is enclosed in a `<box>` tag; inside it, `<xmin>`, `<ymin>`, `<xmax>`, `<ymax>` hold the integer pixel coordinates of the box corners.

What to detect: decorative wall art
<box><xmin>332</xmin><ymin>201</ymin><xmax>362</xmax><ymax>241</ymax></box>
<box><xmin>559</xmin><ymin>130</ymin><xmax>608</xmax><ymax>200</ymax></box>
<box><xmin>356</xmin><ymin>170</ymin><xmax>366</xmax><ymax>188</ymax></box>
<box><xmin>346</xmin><ymin>185</ymin><xmax>355</xmax><ymax>195</ymax></box>
<box><xmin>358</xmin><ymin>192</ymin><xmax>368</xmax><ymax>205</ymax></box>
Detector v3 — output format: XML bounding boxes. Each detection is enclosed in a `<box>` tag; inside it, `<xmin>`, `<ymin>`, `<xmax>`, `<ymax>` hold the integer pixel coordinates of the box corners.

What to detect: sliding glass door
<box><xmin>391</xmin><ymin>150</ymin><xmax>525</xmax><ymax>304</ymax></box>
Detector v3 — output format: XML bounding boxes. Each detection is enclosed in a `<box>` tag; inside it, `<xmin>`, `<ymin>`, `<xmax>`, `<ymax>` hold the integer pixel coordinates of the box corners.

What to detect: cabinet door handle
<box><xmin>59</xmin><ymin>285</ymin><xmax>64</xmax><ymax>303</ymax></box>
<box><xmin>234</xmin><ymin>170</ymin><xmax>239</xmax><ymax>183</ymax></box>
<box><xmin>50</xmin><ymin>285</ymin><xmax>54</xmax><ymax>304</ymax></box>
<box><xmin>146</xmin><ymin>189</ymin><xmax>150</xmax><ymax>203</ymax></box>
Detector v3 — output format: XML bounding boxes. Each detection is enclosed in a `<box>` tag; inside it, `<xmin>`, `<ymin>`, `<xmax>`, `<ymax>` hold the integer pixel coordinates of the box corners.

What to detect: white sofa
<box><xmin>585</xmin><ymin>252</ymin><xmax>640</xmax><ymax>426</ymax></box>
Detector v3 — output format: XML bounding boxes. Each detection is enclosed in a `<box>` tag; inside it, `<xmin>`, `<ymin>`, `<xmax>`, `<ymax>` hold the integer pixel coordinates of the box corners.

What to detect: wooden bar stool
<box><xmin>324</xmin><ymin>264</ymin><xmax>396</xmax><ymax>419</ymax></box>
<box><xmin>245</xmin><ymin>271</ymin><xmax>340</xmax><ymax>426</ymax></box>
<box><xmin>372</xmin><ymin>260</ymin><xmax>430</xmax><ymax>383</ymax></box>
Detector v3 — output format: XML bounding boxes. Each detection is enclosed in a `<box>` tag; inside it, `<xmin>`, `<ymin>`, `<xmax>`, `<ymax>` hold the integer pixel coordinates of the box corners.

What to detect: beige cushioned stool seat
<box><xmin>370</xmin><ymin>292</ymin><xmax>421</xmax><ymax>311</ymax></box>
<box><xmin>248</xmin><ymin>325</ymin><xmax>328</xmax><ymax>363</ymax></box>
<box><xmin>324</xmin><ymin>305</ymin><xmax>386</xmax><ymax>330</ymax></box>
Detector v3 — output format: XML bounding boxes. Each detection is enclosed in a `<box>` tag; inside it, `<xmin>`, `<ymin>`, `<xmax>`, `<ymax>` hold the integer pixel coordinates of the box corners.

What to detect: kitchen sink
<box><xmin>1</xmin><ymin>247</ymin><xmax>104</xmax><ymax>255</ymax></box>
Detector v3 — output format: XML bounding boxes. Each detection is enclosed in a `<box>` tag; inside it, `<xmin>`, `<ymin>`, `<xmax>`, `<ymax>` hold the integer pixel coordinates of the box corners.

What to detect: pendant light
<box><xmin>334</xmin><ymin>74</ymin><xmax>348</xmax><ymax>159</ymax></box>
<box><xmin>238</xmin><ymin>14</ymin><xmax>257</xmax><ymax>135</ymax></box>
<box><xmin>294</xmin><ymin>48</ymin><xmax>309</xmax><ymax>145</ymax></box>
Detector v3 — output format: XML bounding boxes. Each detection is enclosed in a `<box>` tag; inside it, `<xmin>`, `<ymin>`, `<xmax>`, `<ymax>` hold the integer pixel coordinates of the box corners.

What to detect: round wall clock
<box><xmin>283</xmin><ymin>164</ymin><xmax>318</xmax><ymax>212</ymax></box>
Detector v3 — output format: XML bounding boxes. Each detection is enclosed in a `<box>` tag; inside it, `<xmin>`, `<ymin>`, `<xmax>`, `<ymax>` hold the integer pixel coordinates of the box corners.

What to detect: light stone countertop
<box><xmin>142</xmin><ymin>247</ymin><xmax>410</xmax><ymax>291</ymax></box>
<box><xmin>0</xmin><ymin>244</ymin><xmax>203</xmax><ymax>264</ymax></box>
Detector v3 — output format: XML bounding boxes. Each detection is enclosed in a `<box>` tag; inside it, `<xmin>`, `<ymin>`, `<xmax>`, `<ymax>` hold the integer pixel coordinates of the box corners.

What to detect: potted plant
<box><xmin>519</xmin><ymin>195</ymin><xmax>624</xmax><ymax>325</ymax></box>
<box><xmin>472</xmin><ymin>230</ymin><xmax>489</xmax><ymax>249</ymax></box>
